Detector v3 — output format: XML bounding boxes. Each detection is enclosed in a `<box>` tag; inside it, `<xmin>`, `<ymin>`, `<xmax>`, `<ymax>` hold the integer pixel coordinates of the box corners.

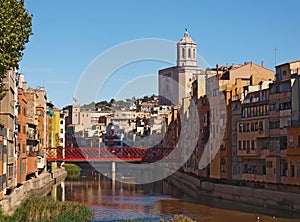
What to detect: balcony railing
<box><xmin>242</xmin><ymin>174</ymin><xmax>266</xmax><ymax>182</ymax></box>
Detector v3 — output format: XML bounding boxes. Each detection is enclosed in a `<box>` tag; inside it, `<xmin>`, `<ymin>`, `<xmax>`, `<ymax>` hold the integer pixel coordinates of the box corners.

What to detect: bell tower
<box><xmin>177</xmin><ymin>30</ymin><xmax>197</xmax><ymax>67</ymax></box>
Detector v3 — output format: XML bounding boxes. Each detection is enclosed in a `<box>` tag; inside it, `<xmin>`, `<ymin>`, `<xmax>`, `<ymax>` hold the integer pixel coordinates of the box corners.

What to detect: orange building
<box><xmin>17</xmin><ymin>88</ymin><xmax>28</xmax><ymax>184</ymax></box>
<box><xmin>25</xmin><ymin>90</ymin><xmax>39</xmax><ymax>177</ymax></box>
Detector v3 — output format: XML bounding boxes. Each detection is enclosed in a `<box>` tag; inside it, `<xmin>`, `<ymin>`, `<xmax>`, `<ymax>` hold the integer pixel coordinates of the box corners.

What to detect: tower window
<box><xmin>188</xmin><ymin>48</ymin><xmax>191</xmax><ymax>58</ymax></box>
<box><xmin>193</xmin><ymin>49</ymin><xmax>196</xmax><ymax>59</ymax></box>
<box><xmin>182</xmin><ymin>48</ymin><xmax>185</xmax><ymax>59</ymax></box>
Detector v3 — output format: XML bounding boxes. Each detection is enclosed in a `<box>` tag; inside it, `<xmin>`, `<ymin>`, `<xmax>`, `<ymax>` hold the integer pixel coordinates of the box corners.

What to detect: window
<box><xmin>60</xmin><ymin>120</ymin><xmax>63</xmax><ymax>125</ymax></box>
<box><xmin>280</xmin><ymin>136</ymin><xmax>287</xmax><ymax>150</ymax></box>
<box><xmin>241</xmin><ymin>108</ymin><xmax>245</xmax><ymax>118</ymax></box>
<box><xmin>297</xmin><ymin>161</ymin><xmax>300</xmax><ymax>178</ymax></box>
<box><xmin>60</xmin><ymin>129</ymin><xmax>63</xmax><ymax>134</ymax></box>
<box><xmin>251</xmin><ymin>140</ymin><xmax>255</xmax><ymax>150</ymax></box>
<box><xmin>255</xmin><ymin>122</ymin><xmax>259</xmax><ymax>131</ymax></box>
<box><xmin>259</xmin><ymin>121</ymin><xmax>263</xmax><ymax>131</ymax></box>
<box><xmin>269</xmin><ymin>120</ymin><xmax>279</xmax><ymax>129</ymax></box>
<box><xmin>290</xmin><ymin>135</ymin><xmax>294</xmax><ymax>148</ymax></box>
<box><xmin>193</xmin><ymin>49</ymin><xmax>195</xmax><ymax>58</ymax></box>
<box><xmin>251</xmin><ymin>122</ymin><xmax>255</xmax><ymax>131</ymax></box>
<box><xmin>279</xmin><ymin>101</ymin><xmax>291</xmax><ymax>110</ymax></box>
<box><xmin>188</xmin><ymin>48</ymin><xmax>191</xmax><ymax>58</ymax></box>
<box><xmin>220</xmin><ymin>144</ymin><xmax>226</xmax><ymax>151</ymax></box>
<box><xmin>298</xmin><ymin>135</ymin><xmax>300</xmax><ymax>147</ymax></box>
<box><xmin>242</xmin><ymin>123</ymin><xmax>246</xmax><ymax>132</ymax></box>
<box><xmin>213</xmin><ymin>88</ymin><xmax>219</xmax><ymax>97</ymax></box>
<box><xmin>247</xmin><ymin>141</ymin><xmax>250</xmax><ymax>153</ymax></box>
<box><xmin>182</xmin><ymin>48</ymin><xmax>185</xmax><ymax>58</ymax></box>
<box><xmin>243</xmin><ymin>141</ymin><xmax>246</xmax><ymax>150</ymax></box>
<box><xmin>253</xmin><ymin>106</ymin><xmax>257</xmax><ymax>117</ymax></box>
<box><xmin>280</xmin><ymin>160</ymin><xmax>288</xmax><ymax>176</ymax></box>
<box><xmin>290</xmin><ymin>161</ymin><xmax>295</xmax><ymax>177</ymax></box>
<box><xmin>221</xmin><ymin>158</ymin><xmax>226</xmax><ymax>172</ymax></box>
<box><xmin>239</xmin><ymin>123</ymin><xmax>243</xmax><ymax>132</ymax></box>
<box><xmin>265</xmin><ymin>104</ymin><xmax>269</xmax><ymax>115</ymax></box>
<box><xmin>267</xmin><ymin>161</ymin><xmax>272</xmax><ymax>168</ymax></box>
<box><xmin>246</xmin><ymin>123</ymin><xmax>250</xmax><ymax>132</ymax></box>
<box><xmin>238</xmin><ymin>141</ymin><xmax>242</xmax><ymax>150</ymax></box>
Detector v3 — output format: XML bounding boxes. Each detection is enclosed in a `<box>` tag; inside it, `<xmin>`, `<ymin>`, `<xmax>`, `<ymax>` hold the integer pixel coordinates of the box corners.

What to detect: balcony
<box><xmin>27</xmin><ymin>131</ymin><xmax>39</xmax><ymax>141</ymax></box>
<box><xmin>242</xmin><ymin>174</ymin><xmax>266</xmax><ymax>182</ymax></box>
<box><xmin>237</xmin><ymin>148</ymin><xmax>259</xmax><ymax>157</ymax></box>
<box><xmin>260</xmin><ymin>149</ymin><xmax>269</xmax><ymax>157</ymax></box>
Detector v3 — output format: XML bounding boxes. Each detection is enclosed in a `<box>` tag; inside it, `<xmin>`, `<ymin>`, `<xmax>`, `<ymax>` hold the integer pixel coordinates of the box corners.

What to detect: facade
<box><xmin>207</xmin><ymin>62</ymin><xmax>275</xmax><ymax>179</ymax></box>
<box><xmin>17</xmin><ymin>84</ymin><xmax>28</xmax><ymax>184</ymax></box>
<box><xmin>25</xmin><ymin>88</ymin><xmax>39</xmax><ymax>177</ymax></box>
<box><xmin>287</xmin><ymin>126</ymin><xmax>300</xmax><ymax>185</ymax></box>
<box><xmin>53</xmin><ymin>108</ymin><xmax>61</xmax><ymax>148</ymax></box>
<box><xmin>267</xmin><ymin>61</ymin><xmax>300</xmax><ymax>184</ymax></box>
<box><xmin>59</xmin><ymin>112</ymin><xmax>65</xmax><ymax>147</ymax></box>
<box><xmin>237</xmin><ymin>85</ymin><xmax>271</xmax><ymax>182</ymax></box>
<box><xmin>0</xmin><ymin>68</ymin><xmax>18</xmax><ymax>193</ymax></box>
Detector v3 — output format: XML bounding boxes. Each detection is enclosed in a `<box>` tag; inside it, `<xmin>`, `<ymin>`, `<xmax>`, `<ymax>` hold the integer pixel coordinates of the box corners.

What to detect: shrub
<box><xmin>6</xmin><ymin>196</ymin><xmax>93</xmax><ymax>222</ymax></box>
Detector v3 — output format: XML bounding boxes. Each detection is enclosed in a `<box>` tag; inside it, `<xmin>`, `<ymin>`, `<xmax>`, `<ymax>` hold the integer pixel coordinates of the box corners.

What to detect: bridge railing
<box><xmin>46</xmin><ymin>147</ymin><xmax>176</xmax><ymax>162</ymax></box>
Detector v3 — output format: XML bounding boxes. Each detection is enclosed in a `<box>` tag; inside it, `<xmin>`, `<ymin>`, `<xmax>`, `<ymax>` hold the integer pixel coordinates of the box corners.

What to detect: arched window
<box><xmin>182</xmin><ymin>48</ymin><xmax>185</xmax><ymax>58</ymax></box>
<box><xmin>188</xmin><ymin>48</ymin><xmax>191</xmax><ymax>58</ymax></box>
<box><xmin>193</xmin><ymin>49</ymin><xmax>196</xmax><ymax>59</ymax></box>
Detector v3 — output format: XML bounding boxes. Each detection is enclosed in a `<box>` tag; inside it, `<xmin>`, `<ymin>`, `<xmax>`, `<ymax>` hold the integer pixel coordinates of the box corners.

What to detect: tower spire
<box><xmin>177</xmin><ymin>30</ymin><xmax>197</xmax><ymax>67</ymax></box>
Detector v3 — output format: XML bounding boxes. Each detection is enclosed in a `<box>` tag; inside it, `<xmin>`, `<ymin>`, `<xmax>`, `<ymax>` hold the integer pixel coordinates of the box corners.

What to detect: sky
<box><xmin>19</xmin><ymin>0</ymin><xmax>300</xmax><ymax>108</ymax></box>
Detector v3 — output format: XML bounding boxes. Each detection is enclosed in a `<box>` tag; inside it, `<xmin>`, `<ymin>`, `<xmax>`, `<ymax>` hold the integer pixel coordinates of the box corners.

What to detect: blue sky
<box><xmin>19</xmin><ymin>0</ymin><xmax>300</xmax><ymax>108</ymax></box>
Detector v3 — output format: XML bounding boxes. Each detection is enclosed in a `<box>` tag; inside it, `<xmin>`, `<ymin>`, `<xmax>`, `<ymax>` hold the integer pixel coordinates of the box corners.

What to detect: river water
<box><xmin>51</xmin><ymin>169</ymin><xmax>300</xmax><ymax>222</ymax></box>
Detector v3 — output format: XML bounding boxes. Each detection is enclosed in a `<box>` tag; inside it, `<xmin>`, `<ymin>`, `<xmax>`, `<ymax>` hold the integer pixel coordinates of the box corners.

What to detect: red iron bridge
<box><xmin>46</xmin><ymin>147</ymin><xmax>175</xmax><ymax>163</ymax></box>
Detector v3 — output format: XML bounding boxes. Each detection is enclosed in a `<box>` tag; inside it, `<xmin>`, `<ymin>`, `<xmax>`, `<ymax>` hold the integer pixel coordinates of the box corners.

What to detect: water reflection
<box><xmin>52</xmin><ymin>170</ymin><xmax>300</xmax><ymax>222</ymax></box>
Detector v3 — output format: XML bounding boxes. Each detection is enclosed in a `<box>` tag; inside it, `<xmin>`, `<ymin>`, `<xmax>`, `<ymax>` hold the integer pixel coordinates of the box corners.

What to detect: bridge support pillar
<box><xmin>61</xmin><ymin>181</ymin><xmax>65</xmax><ymax>202</ymax></box>
<box><xmin>112</xmin><ymin>162</ymin><xmax>116</xmax><ymax>194</ymax></box>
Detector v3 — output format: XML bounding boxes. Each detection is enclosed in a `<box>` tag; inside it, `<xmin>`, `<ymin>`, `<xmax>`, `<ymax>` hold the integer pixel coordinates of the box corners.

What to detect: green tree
<box><xmin>0</xmin><ymin>0</ymin><xmax>32</xmax><ymax>100</ymax></box>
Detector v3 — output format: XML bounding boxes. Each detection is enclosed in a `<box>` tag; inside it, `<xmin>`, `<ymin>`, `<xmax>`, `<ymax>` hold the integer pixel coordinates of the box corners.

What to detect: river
<box><xmin>50</xmin><ymin>169</ymin><xmax>300</xmax><ymax>222</ymax></box>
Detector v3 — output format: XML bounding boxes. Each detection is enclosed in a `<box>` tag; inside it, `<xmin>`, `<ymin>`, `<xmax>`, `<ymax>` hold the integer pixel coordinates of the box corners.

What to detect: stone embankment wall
<box><xmin>0</xmin><ymin>168</ymin><xmax>67</xmax><ymax>215</ymax></box>
<box><xmin>167</xmin><ymin>171</ymin><xmax>300</xmax><ymax>214</ymax></box>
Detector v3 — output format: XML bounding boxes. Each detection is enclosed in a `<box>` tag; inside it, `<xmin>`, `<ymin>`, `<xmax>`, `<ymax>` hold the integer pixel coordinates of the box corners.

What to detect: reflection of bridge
<box><xmin>46</xmin><ymin>147</ymin><xmax>175</xmax><ymax>163</ymax></box>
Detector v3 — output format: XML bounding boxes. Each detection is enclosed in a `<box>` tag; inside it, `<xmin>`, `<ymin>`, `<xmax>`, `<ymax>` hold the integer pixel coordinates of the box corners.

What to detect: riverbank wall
<box><xmin>0</xmin><ymin>168</ymin><xmax>67</xmax><ymax>215</ymax></box>
<box><xmin>167</xmin><ymin>171</ymin><xmax>300</xmax><ymax>214</ymax></box>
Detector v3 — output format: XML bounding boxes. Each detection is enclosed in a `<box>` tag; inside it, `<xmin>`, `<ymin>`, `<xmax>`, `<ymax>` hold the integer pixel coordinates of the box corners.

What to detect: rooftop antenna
<box><xmin>274</xmin><ymin>41</ymin><xmax>278</xmax><ymax>67</ymax></box>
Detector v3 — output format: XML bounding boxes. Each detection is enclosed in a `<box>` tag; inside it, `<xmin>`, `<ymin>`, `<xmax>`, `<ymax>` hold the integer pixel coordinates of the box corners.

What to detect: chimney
<box><xmin>261</xmin><ymin>61</ymin><xmax>264</xmax><ymax>67</ymax></box>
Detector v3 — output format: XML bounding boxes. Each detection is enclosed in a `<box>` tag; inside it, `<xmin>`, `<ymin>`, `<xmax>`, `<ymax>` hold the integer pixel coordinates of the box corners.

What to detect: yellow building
<box><xmin>53</xmin><ymin>108</ymin><xmax>61</xmax><ymax>148</ymax></box>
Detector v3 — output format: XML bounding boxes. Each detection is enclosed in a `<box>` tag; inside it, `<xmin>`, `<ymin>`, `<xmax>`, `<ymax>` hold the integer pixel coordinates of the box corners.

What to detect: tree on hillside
<box><xmin>0</xmin><ymin>0</ymin><xmax>32</xmax><ymax>100</ymax></box>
